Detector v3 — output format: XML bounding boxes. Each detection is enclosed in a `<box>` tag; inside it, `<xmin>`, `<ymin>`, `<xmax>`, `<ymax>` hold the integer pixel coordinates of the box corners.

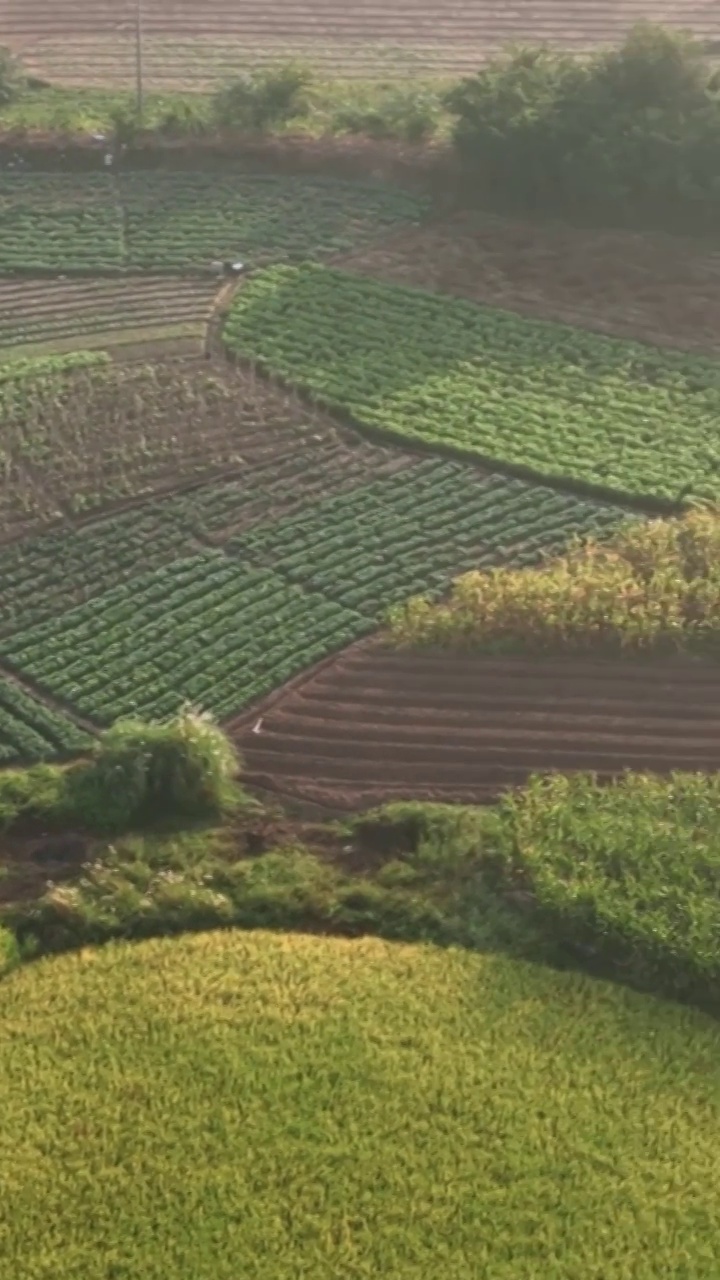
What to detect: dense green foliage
<box><xmin>0</xmin><ymin>462</ymin><xmax>623</xmax><ymax>739</ymax></box>
<box><xmin>212</xmin><ymin>62</ymin><xmax>314</xmax><ymax>130</ymax></box>
<box><xmin>1</xmin><ymin>931</ymin><xmax>719</xmax><ymax>1278</ymax></box>
<box><xmin>73</xmin><ymin>709</ymin><xmax>241</xmax><ymax>831</ymax></box>
<box><xmin>5</xmin><ymin>770</ymin><xmax>720</xmax><ymax>1016</ymax></box>
<box><xmin>488</xmin><ymin>771</ymin><xmax>720</xmax><ymax>1005</ymax></box>
<box><xmin>445</xmin><ymin>24</ymin><xmax>720</xmax><ymax>228</ymax></box>
<box><xmin>0</xmin><ymin>349</ymin><xmax>109</xmax><ymax>386</ymax></box>
<box><xmin>0</xmin><ymin>172</ymin><xmax>425</xmax><ymax>274</ymax></box>
<box><xmin>224</xmin><ymin>263</ymin><xmax>720</xmax><ymax>505</ymax></box>
<box><xmin>389</xmin><ymin>507</ymin><xmax>720</xmax><ymax>655</ymax></box>
<box><xmin>0</xmin><ymin>926</ymin><xmax>18</xmax><ymax>977</ymax></box>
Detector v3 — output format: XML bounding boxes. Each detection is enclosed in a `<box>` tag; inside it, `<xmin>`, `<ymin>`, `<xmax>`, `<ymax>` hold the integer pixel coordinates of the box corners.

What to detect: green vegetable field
<box><xmin>224</xmin><ymin>263</ymin><xmax>720</xmax><ymax>505</ymax></box>
<box><xmin>0</xmin><ymin>172</ymin><xmax>426</xmax><ymax>275</ymax></box>
<box><xmin>2</xmin><ymin>931</ymin><xmax>719</xmax><ymax>1279</ymax></box>
<box><xmin>0</xmin><ymin>676</ymin><xmax>90</xmax><ymax>763</ymax></box>
<box><xmin>0</xmin><ymin>460</ymin><xmax>623</xmax><ymax>736</ymax></box>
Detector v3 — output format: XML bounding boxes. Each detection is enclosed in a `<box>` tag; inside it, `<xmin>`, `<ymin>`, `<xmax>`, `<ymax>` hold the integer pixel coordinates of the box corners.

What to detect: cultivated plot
<box><xmin>0</xmin><ymin>172</ymin><xmax>427</xmax><ymax>274</ymax></box>
<box><xmin>336</xmin><ymin>214</ymin><xmax>720</xmax><ymax>357</ymax></box>
<box><xmin>0</xmin><ymin>277</ymin><xmax>220</xmax><ymax>362</ymax></box>
<box><xmin>0</xmin><ymin>457</ymin><xmax>625</xmax><ymax>747</ymax></box>
<box><xmin>235</xmin><ymin>643</ymin><xmax>720</xmax><ymax>809</ymax></box>
<box><xmin>0</xmin><ymin>357</ymin><xmax>391</xmax><ymax>538</ymax></box>
<box><xmin>224</xmin><ymin>263</ymin><xmax>720</xmax><ymax>506</ymax></box>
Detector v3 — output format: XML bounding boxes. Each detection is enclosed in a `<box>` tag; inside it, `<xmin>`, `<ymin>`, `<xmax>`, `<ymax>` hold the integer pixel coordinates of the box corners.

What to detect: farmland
<box><xmin>235</xmin><ymin>641</ymin><xmax>720</xmax><ymax>808</ymax></box>
<box><xmin>3</xmin><ymin>931</ymin><xmax>720</xmax><ymax>1278</ymax></box>
<box><xmin>0</xmin><ymin>674</ymin><xmax>90</xmax><ymax>763</ymax></box>
<box><xmin>224</xmin><ymin>263</ymin><xmax>720</xmax><ymax>506</ymax></box>
<box><xmin>0</xmin><ymin>277</ymin><xmax>220</xmax><ymax>362</ymax></box>
<box><xmin>2</xmin><ymin>0</ymin><xmax>717</xmax><ymax>85</ymax></box>
<box><xmin>0</xmin><ymin>172</ymin><xmax>427</xmax><ymax>275</ymax></box>
<box><xmin>337</xmin><ymin>213</ymin><xmax>720</xmax><ymax>358</ymax></box>
<box><xmin>4</xmin><ymin>106</ymin><xmax>720</xmax><ymax>1280</ymax></box>
<box><xmin>0</xmin><ymin>460</ymin><xmax>624</xmax><ymax>738</ymax></box>
<box><xmin>0</xmin><ymin>357</ymin><xmax>415</xmax><ymax>538</ymax></box>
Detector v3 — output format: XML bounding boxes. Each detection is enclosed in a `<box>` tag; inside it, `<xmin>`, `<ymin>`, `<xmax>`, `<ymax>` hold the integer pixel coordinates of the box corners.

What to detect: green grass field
<box><xmin>2</xmin><ymin>929</ymin><xmax>719</xmax><ymax>1279</ymax></box>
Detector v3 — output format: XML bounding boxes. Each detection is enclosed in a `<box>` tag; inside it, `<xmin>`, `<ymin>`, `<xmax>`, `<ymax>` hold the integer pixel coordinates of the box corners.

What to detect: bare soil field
<box><xmin>336</xmin><ymin>214</ymin><xmax>720</xmax><ymax>356</ymax></box>
<box><xmin>0</xmin><ymin>277</ymin><xmax>220</xmax><ymax>362</ymax></box>
<box><xmin>2</xmin><ymin>0</ymin><xmax>718</xmax><ymax>84</ymax></box>
<box><xmin>234</xmin><ymin>642</ymin><xmax>720</xmax><ymax>809</ymax></box>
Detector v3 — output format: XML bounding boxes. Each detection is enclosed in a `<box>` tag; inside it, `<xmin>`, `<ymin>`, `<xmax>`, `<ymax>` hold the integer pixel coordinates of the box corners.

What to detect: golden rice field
<box><xmin>1</xmin><ymin>929</ymin><xmax>720</xmax><ymax>1279</ymax></box>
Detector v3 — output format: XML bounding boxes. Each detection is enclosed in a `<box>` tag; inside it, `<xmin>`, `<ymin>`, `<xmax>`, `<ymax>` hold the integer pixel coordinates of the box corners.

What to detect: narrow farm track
<box><xmin>233</xmin><ymin>643</ymin><xmax>720</xmax><ymax>809</ymax></box>
<box><xmin>2</xmin><ymin>0</ymin><xmax>718</xmax><ymax>83</ymax></box>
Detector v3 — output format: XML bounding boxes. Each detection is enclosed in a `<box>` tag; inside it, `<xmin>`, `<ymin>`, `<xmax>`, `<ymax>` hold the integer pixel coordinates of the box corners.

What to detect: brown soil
<box><xmin>2</xmin><ymin>0</ymin><xmax>717</xmax><ymax>82</ymax></box>
<box><xmin>335</xmin><ymin>214</ymin><xmax>720</xmax><ymax>356</ymax></box>
<box><xmin>232</xmin><ymin>641</ymin><xmax>720</xmax><ymax>810</ymax></box>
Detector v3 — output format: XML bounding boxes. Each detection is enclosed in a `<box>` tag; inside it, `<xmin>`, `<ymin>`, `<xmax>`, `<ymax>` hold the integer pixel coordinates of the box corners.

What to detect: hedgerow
<box><xmin>1</xmin><ymin>931</ymin><xmax>719</xmax><ymax>1278</ymax></box>
<box><xmin>224</xmin><ymin>263</ymin><xmax>720</xmax><ymax>505</ymax></box>
<box><xmin>387</xmin><ymin>506</ymin><xmax>720</xmax><ymax>656</ymax></box>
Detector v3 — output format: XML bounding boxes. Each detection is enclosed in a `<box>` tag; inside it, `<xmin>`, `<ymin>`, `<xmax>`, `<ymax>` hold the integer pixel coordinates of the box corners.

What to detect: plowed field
<box><xmin>2</xmin><ymin>0</ymin><xmax>718</xmax><ymax>84</ymax></box>
<box><xmin>234</xmin><ymin>643</ymin><xmax>720</xmax><ymax>809</ymax></box>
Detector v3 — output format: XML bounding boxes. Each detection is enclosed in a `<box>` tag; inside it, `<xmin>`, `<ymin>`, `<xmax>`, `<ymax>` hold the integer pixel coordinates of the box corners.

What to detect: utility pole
<box><xmin>135</xmin><ymin>0</ymin><xmax>144</xmax><ymax>121</ymax></box>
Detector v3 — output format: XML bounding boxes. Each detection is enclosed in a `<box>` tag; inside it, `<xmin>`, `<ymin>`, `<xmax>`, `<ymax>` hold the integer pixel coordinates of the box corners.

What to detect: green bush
<box><xmin>69</xmin><ymin>709</ymin><xmax>241</xmax><ymax>832</ymax></box>
<box><xmin>445</xmin><ymin>23</ymin><xmax>720</xmax><ymax>225</ymax></box>
<box><xmin>212</xmin><ymin>62</ymin><xmax>314</xmax><ymax>131</ymax></box>
<box><xmin>487</xmin><ymin>770</ymin><xmax>720</xmax><ymax>1008</ymax></box>
<box><xmin>0</xmin><ymin>764</ymin><xmax>67</xmax><ymax>832</ymax></box>
<box><xmin>330</xmin><ymin>85</ymin><xmax>441</xmax><ymax>142</ymax></box>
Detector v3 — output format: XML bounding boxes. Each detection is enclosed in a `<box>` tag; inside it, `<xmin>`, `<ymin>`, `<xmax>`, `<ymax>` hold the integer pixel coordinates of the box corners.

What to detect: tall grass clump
<box><xmin>70</xmin><ymin>708</ymin><xmax>241</xmax><ymax>832</ymax></box>
<box><xmin>388</xmin><ymin>507</ymin><xmax>720</xmax><ymax>655</ymax></box>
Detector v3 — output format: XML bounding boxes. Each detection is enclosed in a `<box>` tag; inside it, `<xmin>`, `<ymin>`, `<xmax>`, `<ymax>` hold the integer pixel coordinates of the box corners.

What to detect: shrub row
<box><xmin>4</xmin><ymin>769</ymin><xmax>720</xmax><ymax>1016</ymax></box>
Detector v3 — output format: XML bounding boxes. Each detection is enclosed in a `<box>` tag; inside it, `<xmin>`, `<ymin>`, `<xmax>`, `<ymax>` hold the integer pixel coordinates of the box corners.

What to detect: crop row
<box><xmin>0</xmin><ymin>464</ymin><xmax>627</xmax><ymax>729</ymax></box>
<box><xmin>0</xmin><ymin>674</ymin><xmax>91</xmax><ymax>764</ymax></box>
<box><xmin>228</xmin><ymin>461</ymin><xmax>624</xmax><ymax>617</ymax></box>
<box><xmin>0</xmin><ymin>507</ymin><xmax>191</xmax><ymax>635</ymax></box>
<box><xmin>0</xmin><ymin>354</ymin><xmax>408</xmax><ymax>539</ymax></box>
<box><xmin>0</xmin><ymin>173</ymin><xmax>425</xmax><ymax>274</ymax></box>
<box><xmin>0</xmin><ymin>278</ymin><xmax>218</xmax><ymax>357</ymax></box>
<box><xmin>223</xmin><ymin>263</ymin><xmax>720</xmax><ymax>506</ymax></box>
<box><xmin>0</xmin><ymin>553</ymin><xmax>365</xmax><ymax>725</ymax></box>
